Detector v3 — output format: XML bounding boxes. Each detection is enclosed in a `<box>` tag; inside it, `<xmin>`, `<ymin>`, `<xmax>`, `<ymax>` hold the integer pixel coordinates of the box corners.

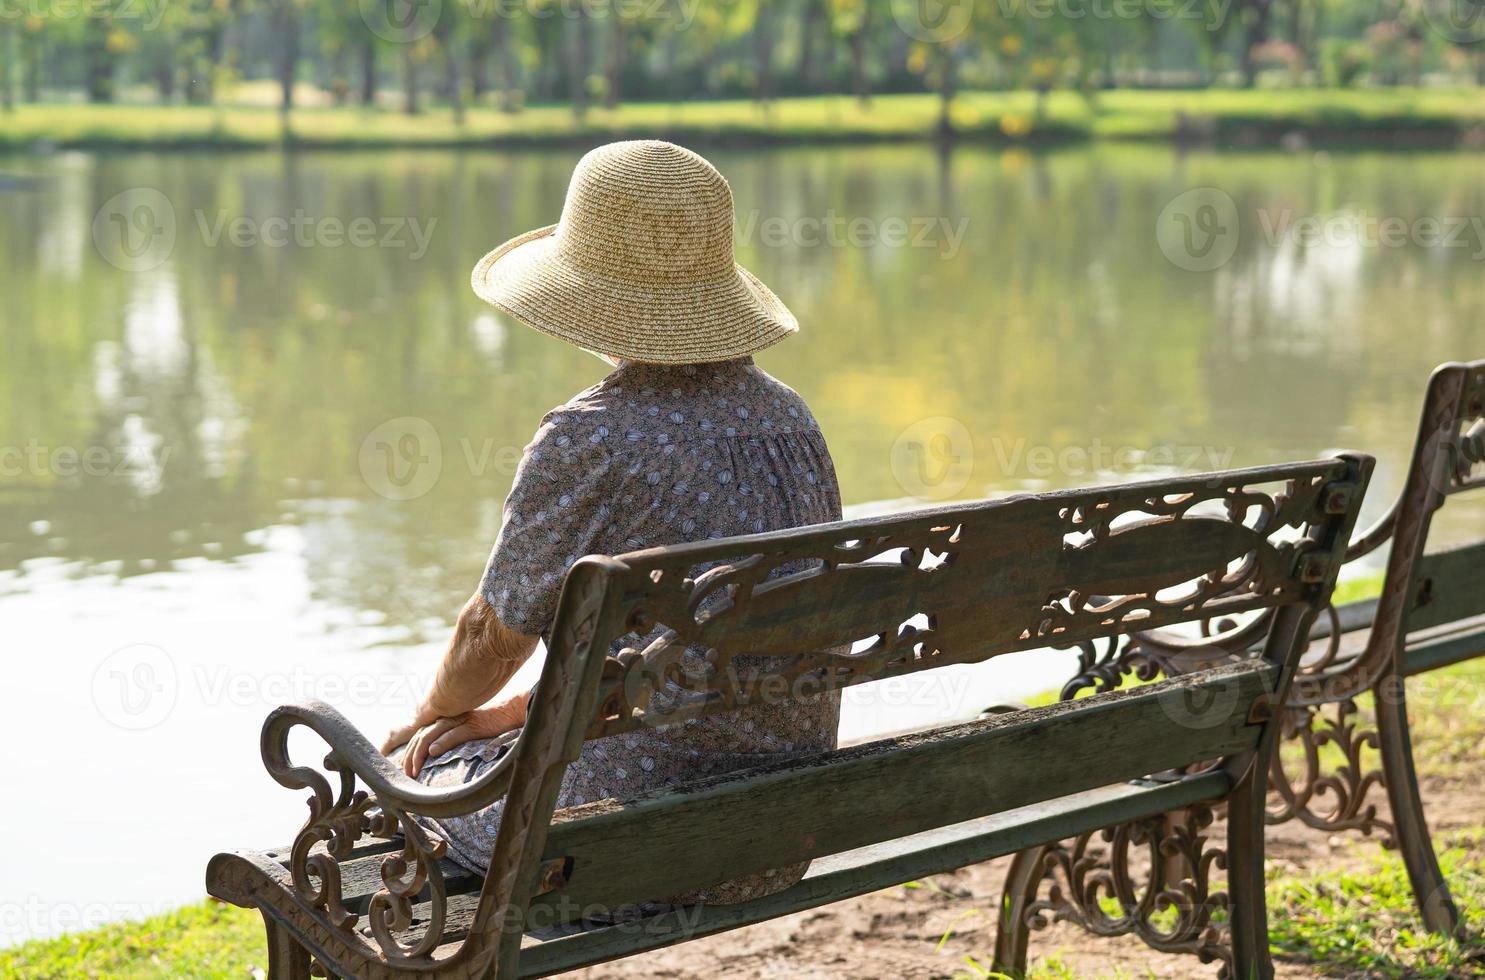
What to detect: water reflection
<box><xmin>2</xmin><ymin>144</ymin><xmax>1483</xmax><ymax>624</ymax></box>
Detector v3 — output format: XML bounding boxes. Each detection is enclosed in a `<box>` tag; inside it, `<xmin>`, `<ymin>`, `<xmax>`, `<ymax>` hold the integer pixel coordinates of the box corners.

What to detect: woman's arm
<box><xmin>382</xmin><ymin>593</ymin><xmax>539</xmax><ymax>760</ymax></box>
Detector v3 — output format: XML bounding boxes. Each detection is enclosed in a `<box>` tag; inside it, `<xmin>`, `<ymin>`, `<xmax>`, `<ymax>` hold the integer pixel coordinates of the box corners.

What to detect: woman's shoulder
<box><xmin>528</xmin><ymin>359</ymin><xmax>823</xmax><ymax>459</ymax></box>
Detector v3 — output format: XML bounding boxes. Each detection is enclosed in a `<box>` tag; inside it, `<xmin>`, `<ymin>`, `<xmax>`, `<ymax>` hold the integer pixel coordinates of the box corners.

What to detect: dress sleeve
<box><xmin>478</xmin><ymin>412</ymin><xmax>619</xmax><ymax>637</ymax></box>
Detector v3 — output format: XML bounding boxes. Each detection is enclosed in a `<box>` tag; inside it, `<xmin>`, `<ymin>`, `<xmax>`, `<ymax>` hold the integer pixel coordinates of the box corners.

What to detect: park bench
<box><xmin>993</xmin><ymin>360</ymin><xmax>1484</xmax><ymax>972</ymax></box>
<box><xmin>207</xmin><ymin>453</ymin><xmax>1371</xmax><ymax>979</ymax></box>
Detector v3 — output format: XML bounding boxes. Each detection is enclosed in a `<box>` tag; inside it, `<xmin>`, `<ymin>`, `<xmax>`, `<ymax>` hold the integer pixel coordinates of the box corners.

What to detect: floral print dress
<box><xmin>410</xmin><ymin>357</ymin><xmax>843</xmax><ymax>904</ymax></box>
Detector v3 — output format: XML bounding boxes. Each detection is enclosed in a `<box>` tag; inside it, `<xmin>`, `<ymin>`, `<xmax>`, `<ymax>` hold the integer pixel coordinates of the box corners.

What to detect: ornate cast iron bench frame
<box><xmin>207</xmin><ymin>454</ymin><xmax>1371</xmax><ymax>979</ymax></box>
<box><xmin>994</xmin><ymin>360</ymin><xmax>1484</xmax><ymax>974</ymax></box>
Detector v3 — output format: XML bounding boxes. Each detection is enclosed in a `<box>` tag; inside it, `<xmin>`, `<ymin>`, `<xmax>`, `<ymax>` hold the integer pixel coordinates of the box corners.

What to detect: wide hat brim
<box><xmin>470</xmin><ymin>225</ymin><xmax>798</xmax><ymax>364</ymax></box>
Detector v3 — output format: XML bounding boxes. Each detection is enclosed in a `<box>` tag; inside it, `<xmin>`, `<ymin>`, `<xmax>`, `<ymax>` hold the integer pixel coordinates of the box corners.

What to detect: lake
<box><xmin>1</xmin><ymin>143</ymin><xmax>1482</xmax><ymax>944</ymax></box>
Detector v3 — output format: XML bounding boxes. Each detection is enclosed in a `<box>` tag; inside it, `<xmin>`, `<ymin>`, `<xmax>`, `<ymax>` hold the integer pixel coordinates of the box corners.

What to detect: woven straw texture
<box><xmin>470</xmin><ymin>140</ymin><xmax>798</xmax><ymax>364</ymax></box>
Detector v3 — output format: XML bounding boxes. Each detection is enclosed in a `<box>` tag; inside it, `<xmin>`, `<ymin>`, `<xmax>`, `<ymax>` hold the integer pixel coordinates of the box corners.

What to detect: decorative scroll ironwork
<box><xmin>262</xmin><ymin>735</ymin><xmax>457</xmax><ymax>964</ymax></box>
<box><xmin>1443</xmin><ymin>367</ymin><xmax>1485</xmax><ymax>495</ymax></box>
<box><xmin>1014</xmin><ymin>806</ymin><xmax>1233</xmax><ymax>975</ymax></box>
<box><xmin>589</xmin><ymin>461</ymin><xmax>1352</xmax><ymax>738</ymax></box>
<box><xmin>286</xmin><ymin>753</ymin><xmax>375</xmax><ymax>935</ymax></box>
<box><xmin>1059</xmin><ymin>634</ymin><xmax>1164</xmax><ymax>701</ymax></box>
<box><xmin>1268</xmin><ymin>700</ymin><xmax>1393</xmax><ymax>844</ymax></box>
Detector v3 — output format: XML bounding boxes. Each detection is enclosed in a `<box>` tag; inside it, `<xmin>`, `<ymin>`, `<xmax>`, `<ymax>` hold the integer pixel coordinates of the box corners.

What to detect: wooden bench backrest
<box><xmin>461</xmin><ymin>454</ymin><xmax>1370</xmax><ymax>971</ymax></box>
<box><xmin>1397</xmin><ymin>360</ymin><xmax>1485</xmax><ymax>634</ymax></box>
<box><xmin>1290</xmin><ymin>360</ymin><xmax>1485</xmax><ymax>705</ymax></box>
<box><xmin>580</xmin><ymin>457</ymin><xmax>1368</xmax><ymax>740</ymax></box>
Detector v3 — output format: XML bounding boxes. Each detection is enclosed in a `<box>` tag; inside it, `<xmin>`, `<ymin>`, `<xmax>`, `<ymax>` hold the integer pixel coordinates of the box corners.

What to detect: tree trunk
<box><xmin>360</xmin><ymin>36</ymin><xmax>377</xmax><ymax>106</ymax></box>
<box><xmin>604</xmin><ymin>11</ymin><xmax>625</xmax><ymax>110</ymax></box>
<box><xmin>274</xmin><ymin>0</ymin><xmax>299</xmax><ymax>113</ymax></box>
<box><xmin>404</xmin><ymin>43</ymin><xmax>420</xmax><ymax>114</ymax></box>
<box><xmin>444</xmin><ymin>34</ymin><xmax>463</xmax><ymax>123</ymax></box>
<box><xmin>799</xmin><ymin>0</ymin><xmax>824</xmax><ymax>88</ymax></box>
<box><xmin>84</xmin><ymin>16</ymin><xmax>115</xmax><ymax>102</ymax></box>
<box><xmin>492</xmin><ymin>14</ymin><xmax>517</xmax><ymax>112</ymax></box>
<box><xmin>1</xmin><ymin>26</ymin><xmax>14</xmax><ymax>111</ymax></box>
<box><xmin>155</xmin><ymin>59</ymin><xmax>175</xmax><ymax>102</ymax></box>
<box><xmin>754</xmin><ymin>0</ymin><xmax>774</xmax><ymax>104</ymax></box>
<box><xmin>568</xmin><ymin>6</ymin><xmax>589</xmax><ymax>119</ymax></box>
<box><xmin>469</xmin><ymin>32</ymin><xmax>489</xmax><ymax>99</ymax></box>
<box><xmin>1289</xmin><ymin>0</ymin><xmax>1308</xmax><ymax>80</ymax></box>
<box><xmin>936</xmin><ymin>46</ymin><xmax>955</xmax><ymax>136</ymax></box>
<box><xmin>24</xmin><ymin>31</ymin><xmax>41</xmax><ymax>103</ymax></box>
<box><xmin>851</xmin><ymin>8</ymin><xmax>870</xmax><ymax>106</ymax></box>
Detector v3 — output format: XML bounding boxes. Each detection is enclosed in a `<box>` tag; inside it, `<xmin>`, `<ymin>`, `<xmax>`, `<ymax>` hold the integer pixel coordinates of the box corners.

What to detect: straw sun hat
<box><xmin>470</xmin><ymin>140</ymin><xmax>797</xmax><ymax>364</ymax></box>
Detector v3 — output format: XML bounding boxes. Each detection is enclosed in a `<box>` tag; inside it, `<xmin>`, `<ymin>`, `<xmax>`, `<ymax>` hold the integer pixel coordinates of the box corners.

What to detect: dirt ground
<box><xmin>567</xmin><ymin>770</ymin><xmax>1484</xmax><ymax>980</ymax></box>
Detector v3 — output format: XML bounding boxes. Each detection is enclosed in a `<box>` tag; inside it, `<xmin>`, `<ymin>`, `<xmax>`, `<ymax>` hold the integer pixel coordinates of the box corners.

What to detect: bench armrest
<box><xmin>256</xmin><ymin>699</ymin><xmax>529</xmax><ymax>963</ymax></box>
<box><xmin>261</xmin><ymin>699</ymin><xmax>519</xmax><ymax>820</ymax></box>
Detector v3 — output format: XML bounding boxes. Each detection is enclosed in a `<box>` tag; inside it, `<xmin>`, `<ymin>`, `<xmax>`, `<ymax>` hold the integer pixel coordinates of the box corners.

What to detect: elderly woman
<box><xmin>382</xmin><ymin>140</ymin><xmax>842</xmax><ymax>904</ymax></box>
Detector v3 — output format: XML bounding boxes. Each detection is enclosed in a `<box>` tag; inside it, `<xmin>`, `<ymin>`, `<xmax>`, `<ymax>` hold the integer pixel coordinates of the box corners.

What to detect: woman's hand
<box><xmin>381</xmin><ymin>700</ymin><xmax>441</xmax><ymax>758</ymax></box>
<box><xmin>394</xmin><ymin>693</ymin><xmax>529</xmax><ymax>778</ymax></box>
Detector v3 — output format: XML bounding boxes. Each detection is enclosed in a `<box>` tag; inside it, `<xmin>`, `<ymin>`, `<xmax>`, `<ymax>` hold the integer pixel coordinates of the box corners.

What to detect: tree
<box><xmin>798</xmin><ymin>0</ymin><xmax>830</xmax><ymax>89</ymax></box>
<box><xmin>834</xmin><ymin>0</ymin><xmax>870</xmax><ymax>105</ymax></box>
<box><xmin>567</xmin><ymin>2</ymin><xmax>590</xmax><ymax>119</ymax></box>
<box><xmin>2</xmin><ymin>22</ymin><xmax>14</xmax><ymax>110</ymax></box>
<box><xmin>271</xmin><ymin>0</ymin><xmax>302</xmax><ymax>112</ymax></box>
<box><xmin>603</xmin><ymin>0</ymin><xmax>629</xmax><ymax>110</ymax></box>
<box><xmin>82</xmin><ymin>13</ymin><xmax>131</xmax><ymax>102</ymax></box>
<box><xmin>753</xmin><ymin>0</ymin><xmax>776</xmax><ymax>104</ymax></box>
<box><xmin>433</xmin><ymin>0</ymin><xmax>464</xmax><ymax>123</ymax></box>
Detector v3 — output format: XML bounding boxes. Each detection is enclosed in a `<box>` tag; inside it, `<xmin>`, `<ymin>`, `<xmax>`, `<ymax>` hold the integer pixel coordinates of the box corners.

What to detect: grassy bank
<box><xmin>2</xmin><ymin>89</ymin><xmax>1484</xmax><ymax>151</ymax></box>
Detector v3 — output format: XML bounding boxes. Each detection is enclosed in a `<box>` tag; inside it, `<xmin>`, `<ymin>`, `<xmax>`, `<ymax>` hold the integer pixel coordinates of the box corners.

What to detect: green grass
<box><xmin>1268</xmin><ymin>830</ymin><xmax>1485</xmax><ymax>978</ymax></box>
<box><xmin>2</xmin><ymin>88</ymin><xmax>1484</xmax><ymax>150</ymax></box>
<box><xmin>0</xmin><ymin>901</ymin><xmax>265</xmax><ymax>979</ymax></box>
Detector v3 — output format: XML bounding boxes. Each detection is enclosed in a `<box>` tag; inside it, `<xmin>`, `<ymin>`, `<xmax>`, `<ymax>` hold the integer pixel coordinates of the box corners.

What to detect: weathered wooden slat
<box><xmin>1408</xmin><ymin>539</ymin><xmax>1485</xmax><ymax>634</ymax></box>
<box><xmin>1400</xmin><ymin>613</ymin><xmax>1485</xmax><ymax>676</ymax></box>
<box><xmin>515</xmin><ymin>772</ymin><xmax>1231</xmax><ymax>977</ymax></box>
<box><xmin>532</xmin><ymin>663</ymin><xmax>1274</xmax><ymax>916</ymax></box>
<box><xmin>317</xmin><ymin>850</ymin><xmax>481</xmax><ymax>918</ymax></box>
<box><xmin>1310</xmin><ymin>597</ymin><xmax>1379</xmax><ymax>639</ymax></box>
